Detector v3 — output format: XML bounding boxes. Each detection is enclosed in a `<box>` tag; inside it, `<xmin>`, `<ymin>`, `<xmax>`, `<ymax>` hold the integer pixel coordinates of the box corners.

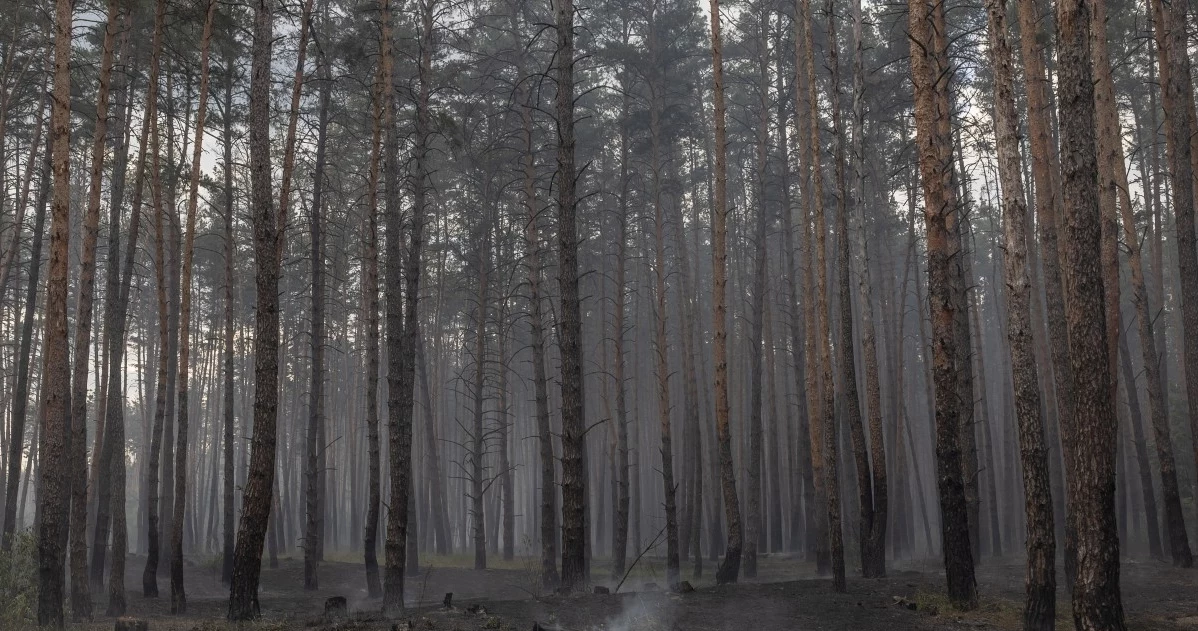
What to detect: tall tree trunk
<box><xmin>227</xmin><ymin>0</ymin><xmax>280</xmax><ymax>619</ymax></box>
<box><xmin>907</xmin><ymin>0</ymin><xmax>977</xmax><ymax>608</ymax></box>
<box><xmin>470</xmin><ymin>225</ymin><xmax>490</xmax><ymax>572</ymax></box>
<box><xmin>1089</xmin><ymin>0</ymin><xmax>1120</xmax><ymax>393</ymax></box>
<box><xmin>743</xmin><ymin>2</ymin><xmax>769</xmax><ymax>580</ymax></box>
<box><xmin>97</xmin><ymin>37</ymin><xmax>150</xmax><ymax>617</ymax></box>
<box><xmin>809</xmin><ymin>0</ymin><xmax>845</xmax><ymax>591</ymax></box>
<box><xmin>141</xmin><ymin>0</ymin><xmax>169</xmax><ymax>598</ymax></box>
<box><xmin>555</xmin><ymin>0</ymin><xmax>588</xmax><ymax>591</ymax></box>
<box><xmin>363</xmin><ymin>0</ymin><xmax>388</xmax><ymax>598</ymax></box>
<box><xmin>497</xmin><ymin>318</ymin><xmax>514</xmax><ymax>562</ymax></box>
<box><xmin>794</xmin><ymin>0</ymin><xmax>828</xmax><ymax>573</ymax></box>
<box><xmin>37</xmin><ymin>0</ymin><xmax>74</xmax><ymax>620</ymax></box>
<box><xmin>674</xmin><ymin>145</ymin><xmax>704</xmax><ymax>579</ymax></box>
<box><xmin>304</xmin><ymin>38</ymin><xmax>332</xmax><ymax>592</ymax></box>
<box><xmin>170</xmin><ymin>1</ymin><xmax>216</xmax><ymax>613</ymax></box>
<box><xmin>707</xmin><ymin>0</ymin><xmax>743</xmax><ymax>585</ymax></box>
<box><xmin>983</xmin><ymin>0</ymin><xmax>1056</xmax><ymax>624</ymax></box>
<box><xmin>848</xmin><ymin>0</ymin><xmax>886</xmax><ymax>576</ymax></box>
<box><xmin>782</xmin><ymin>9</ymin><xmax>815</xmax><ymax>564</ymax></box>
<box><xmin>89</xmin><ymin>9</ymin><xmax>134</xmax><ymax>591</ymax></box>
<box><xmin>513</xmin><ymin>3</ymin><xmax>558</xmax><ymax>587</ymax></box>
<box><xmin>220</xmin><ymin>41</ymin><xmax>237</xmax><ymax>588</ymax></box>
<box><xmin>1016</xmin><ymin>0</ymin><xmax>1071</xmax><ymax>563</ymax></box>
<box><xmin>66</xmin><ymin>0</ymin><xmax>127</xmax><ymax>617</ymax></box>
<box><xmin>648</xmin><ymin>24</ymin><xmax>679</xmax><ymax>584</ymax></box>
<box><xmin>1054</xmin><ymin>0</ymin><xmax>1127</xmax><ymax>625</ymax></box>
<box><xmin>1147</xmin><ymin>0</ymin><xmax>1198</xmax><ymax>559</ymax></box>
<box><xmin>394</xmin><ymin>0</ymin><xmax>434</xmax><ymax>587</ymax></box>
<box><xmin>609</xmin><ymin>72</ymin><xmax>632</xmax><ymax>582</ymax></box>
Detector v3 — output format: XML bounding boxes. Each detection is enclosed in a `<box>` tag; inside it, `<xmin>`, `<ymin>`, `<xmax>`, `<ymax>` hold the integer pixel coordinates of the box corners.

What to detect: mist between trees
<box><xmin>0</xmin><ymin>0</ymin><xmax>1190</xmax><ymax>628</ymax></box>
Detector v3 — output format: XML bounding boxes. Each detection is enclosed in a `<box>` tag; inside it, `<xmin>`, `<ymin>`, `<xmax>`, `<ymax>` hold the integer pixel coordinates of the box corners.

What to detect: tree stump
<box><xmin>114</xmin><ymin>618</ymin><xmax>148</xmax><ymax>631</ymax></box>
<box><xmin>324</xmin><ymin>596</ymin><xmax>348</xmax><ymax>620</ymax></box>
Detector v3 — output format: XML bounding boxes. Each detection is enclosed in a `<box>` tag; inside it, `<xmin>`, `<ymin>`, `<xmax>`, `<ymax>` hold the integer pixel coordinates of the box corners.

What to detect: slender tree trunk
<box><xmin>609</xmin><ymin>74</ymin><xmax>632</xmax><ymax>582</ymax></box>
<box><xmin>362</xmin><ymin>0</ymin><xmax>387</xmax><ymax>598</ymax></box>
<box><xmin>674</xmin><ymin>147</ymin><xmax>704</xmax><ymax>578</ymax></box>
<box><xmin>470</xmin><ymin>225</ymin><xmax>490</xmax><ymax>572</ymax></box>
<box><xmin>1147</xmin><ymin>0</ymin><xmax>1198</xmax><ymax>559</ymax></box>
<box><xmin>66</xmin><ymin>0</ymin><xmax>128</xmax><ymax>616</ymax></box>
<box><xmin>304</xmin><ymin>39</ymin><xmax>332</xmax><ymax>592</ymax></box>
<box><xmin>1016</xmin><ymin>0</ymin><xmax>1072</xmax><ymax>563</ymax></box>
<box><xmin>743</xmin><ymin>3</ymin><xmax>769</xmax><ymax>580</ymax></box>
<box><xmin>394</xmin><ymin>0</ymin><xmax>433</xmax><ymax>588</ymax></box>
<box><xmin>37</xmin><ymin>0</ymin><xmax>74</xmax><ymax>620</ymax></box>
<box><xmin>169</xmin><ymin>1</ymin><xmax>216</xmax><ymax>612</ymax></box>
<box><xmin>513</xmin><ymin>4</ymin><xmax>558</xmax><ymax>587</ymax></box>
<box><xmin>648</xmin><ymin>29</ymin><xmax>679</xmax><ymax>585</ymax></box>
<box><xmin>227</xmin><ymin>0</ymin><xmax>280</xmax><ymax>619</ymax></box>
<box><xmin>847</xmin><ymin>0</ymin><xmax>886</xmax><ymax>578</ymax></box>
<box><xmin>141</xmin><ymin>0</ymin><xmax>169</xmax><ymax>598</ymax></box>
<box><xmin>908</xmin><ymin>0</ymin><xmax>977</xmax><ymax>608</ymax></box>
<box><xmin>708</xmin><ymin>0</ymin><xmax>743</xmax><ymax>585</ymax></box>
<box><xmin>220</xmin><ymin>42</ymin><xmax>237</xmax><ymax>588</ymax></box>
<box><xmin>97</xmin><ymin>41</ymin><xmax>149</xmax><ymax>617</ymax></box>
<box><xmin>555</xmin><ymin>0</ymin><xmax>588</xmax><ymax>590</ymax></box>
<box><xmin>497</xmin><ymin>321</ymin><xmax>514</xmax><ymax>562</ymax></box>
<box><xmin>808</xmin><ymin>0</ymin><xmax>845</xmax><ymax>591</ymax></box>
<box><xmin>983</xmin><ymin>0</ymin><xmax>1056</xmax><ymax>624</ymax></box>
<box><xmin>781</xmin><ymin>13</ymin><xmax>815</xmax><ymax>563</ymax></box>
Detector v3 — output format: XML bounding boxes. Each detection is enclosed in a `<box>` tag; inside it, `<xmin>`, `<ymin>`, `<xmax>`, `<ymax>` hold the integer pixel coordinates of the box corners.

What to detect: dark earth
<box><xmin>62</xmin><ymin>553</ymin><xmax>1198</xmax><ymax>630</ymax></box>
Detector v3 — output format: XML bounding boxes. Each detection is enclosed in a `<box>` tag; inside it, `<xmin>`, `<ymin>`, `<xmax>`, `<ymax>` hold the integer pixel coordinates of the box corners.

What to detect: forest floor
<box><xmin>63</xmin><ymin>552</ymin><xmax>1197</xmax><ymax>631</ymax></box>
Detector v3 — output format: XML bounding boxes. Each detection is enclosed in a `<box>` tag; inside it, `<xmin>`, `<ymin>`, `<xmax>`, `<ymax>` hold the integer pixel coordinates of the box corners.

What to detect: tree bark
<box><xmin>220</xmin><ymin>39</ymin><xmax>237</xmax><ymax>588</ymax></box>
<box><xmin>609</xmin><ymin>69</ymin><xmax>632</xmax><ymax>582</ymax></box>
<box><xmin>37</xmin><ymin>0</ymin><xmax>74</xmax><ymax>620</ymax></box>
<box><xmin>141</xmin><ymin>0</ymin><xmax>169</xmax><ymax>598</ymax></box>
<box><xmin>227</xmin><ymin>0</ymin><xmax>279</xmax><ymax>619</ymax></box>
<box><xmin>648</xmin><ymin>23</ymin><xmax>679</xmax><ymax>584</ymax></box>
<box><xmin>743</xmin><ymin>2</ymin><xmax>769</xmax><ymax>580</ymax></box>
<box><xmin>907</xmin><ymin>0</ymin><xmax>977</xmax><ymax>608</ymax></box>
<box><xmin>983</xmin><ymin>0</ymin><xmax>1056</xmax><ymax>623</ymax></box>
<box><xmin>555</xmin><ymin>0</ymin><xmax>588</xmax><ymax>590</ymax></box>
<box><xmin>67</xmin><ymin>0</ymin><xmax>127</xmax><ymax>616</ymax></box>
<box><xmin>1147</xmin><ymin>0</ymin><xmax>1198</xmax><ymax>567</ymax></box>
<box><xmin>810</xmin><ymin>0</ymin><xmax>845</xmax><ymax>592</ymax></box>
<box><xmin>363</xmin><ymin>0</ymin><xmax>388</xmax><ymax>598</ymax></box>
<box><xmin>707</xmin><ymin>0</ymin><xmax>743</xmax><ymax>585</ymax></box>
<box><xmin>848</xmin><ymin>0</ymin><xmax>886</xmax><ymax>578</ymax></box>
<box><xmin>305</xmin><ymin>34</ymin><xmax>332</xmax><ymax>592</ymax></box>
<box><xmin>1054</xmin><ymin>0</ymin><xmax>1127</xmax><ymax>625</ymax></box>
<box><xmin>1016</xmin><ymin>0</ymin><xmax>1072</xmax><ymax>565</ymax></box>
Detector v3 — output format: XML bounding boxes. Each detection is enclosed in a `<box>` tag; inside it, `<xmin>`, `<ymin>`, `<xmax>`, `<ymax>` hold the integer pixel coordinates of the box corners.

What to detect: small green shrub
<box><xmin>0</xmin><ymin>530</ymin><xmax>37</xmax><ymax>628</ymax></box>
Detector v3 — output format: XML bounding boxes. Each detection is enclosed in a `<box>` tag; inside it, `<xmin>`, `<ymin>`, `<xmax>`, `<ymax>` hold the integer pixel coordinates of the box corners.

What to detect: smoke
<box><xmin>588</xmin><ymin>594</ymin><xmax>677</xmax><ymax>631</ymax></box>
